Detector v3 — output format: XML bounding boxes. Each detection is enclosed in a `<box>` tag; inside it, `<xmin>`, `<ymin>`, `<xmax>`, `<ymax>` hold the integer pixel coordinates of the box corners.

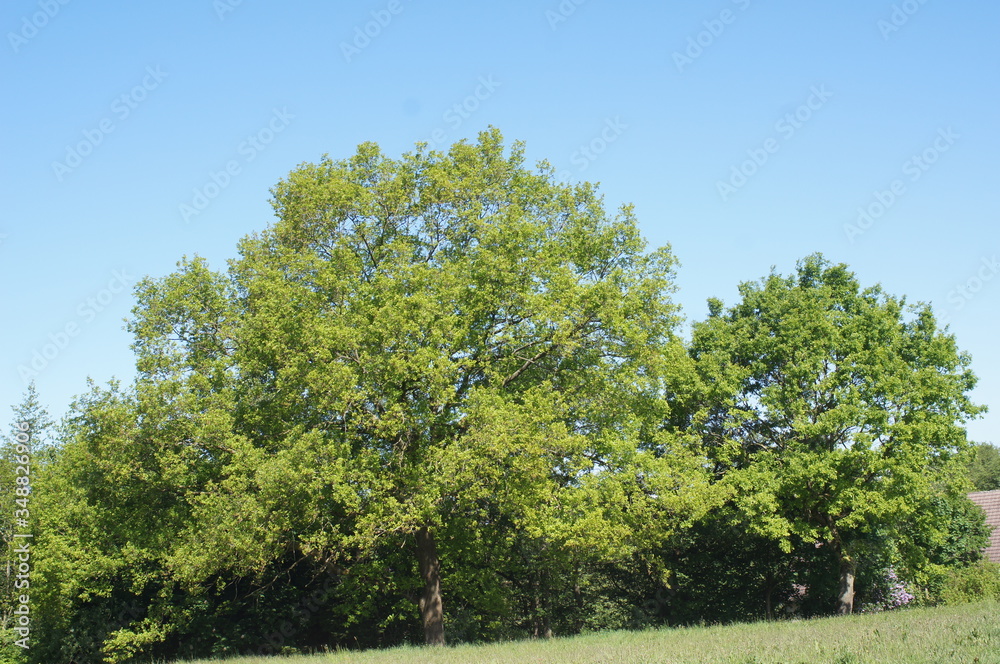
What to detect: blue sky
<box><xmin>2</xmin><ymin>0</ymin><xmax>998</xmax><ymax>444</ymax></box>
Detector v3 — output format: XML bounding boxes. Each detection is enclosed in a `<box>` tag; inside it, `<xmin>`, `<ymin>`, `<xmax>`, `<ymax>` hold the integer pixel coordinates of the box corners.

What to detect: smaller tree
<box><xmin>689</xmin><ymin>254</ymin><xmax>984</xmax><ymax>614</ymax></box>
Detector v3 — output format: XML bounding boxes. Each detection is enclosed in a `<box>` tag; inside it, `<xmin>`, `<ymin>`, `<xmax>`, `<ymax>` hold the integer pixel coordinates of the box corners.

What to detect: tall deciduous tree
<box><xmin>689</xmin><ymin>254</ymin><xmax>983</xmax><ymax>614</ymax></box>
<box><xmin>124</xmin><ymin>128</ymin><xmax>715</xmax><ymax>646</ymax></box>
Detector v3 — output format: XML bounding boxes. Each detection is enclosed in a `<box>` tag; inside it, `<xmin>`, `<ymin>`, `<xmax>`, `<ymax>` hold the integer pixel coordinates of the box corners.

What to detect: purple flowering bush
<box><xmin>859</xmin><ymin>568</ymin><xmax>916</xmax><ymax>613</ymax></box>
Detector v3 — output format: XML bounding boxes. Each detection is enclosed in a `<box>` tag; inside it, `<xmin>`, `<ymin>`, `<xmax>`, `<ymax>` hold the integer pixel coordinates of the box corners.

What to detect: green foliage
<box><xmin>967</xmin><ymin>442</ymin><xmax>1000</xmax><ymax>491</ymax></box>
<box><xmin>939</xmin><ymin>561</ymin><xmax>1000</xmax><ymax>605</ymax></box>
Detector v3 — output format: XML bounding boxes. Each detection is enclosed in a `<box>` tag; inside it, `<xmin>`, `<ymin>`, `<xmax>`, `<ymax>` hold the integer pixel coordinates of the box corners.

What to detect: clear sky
<box><xmin>2</xmin><ymin>0</ymin><xmax>997</xmax><ymax>444</ymax></box>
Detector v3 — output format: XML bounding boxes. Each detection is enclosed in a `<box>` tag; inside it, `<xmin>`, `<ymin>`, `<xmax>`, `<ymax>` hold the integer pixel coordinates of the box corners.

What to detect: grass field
<box><xmin>182</xmin><ymin>600</ymin><xmax>1000</xmax><ymax>664</ymax></box>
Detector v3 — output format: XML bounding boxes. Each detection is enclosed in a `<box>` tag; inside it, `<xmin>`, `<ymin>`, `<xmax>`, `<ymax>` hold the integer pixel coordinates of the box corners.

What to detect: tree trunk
<box><xmin>416</xmin><ymin>526</ymin><xmax>445</xmax><ymax>646</ymax></box>
<box><xmin>836</xmin><ymin>553</ymin><xmax>856</xmax><ymax>615</ymax></box>
<box><xmin>762</xmin><ymin>569</ymin><xmax>777</xmax><ymax>621</ymax></box>
<box><xmin>573</xmin><ymin>566</ymin><xmax>584</xmax><ymax>633</ymax></box>
<box><xmin>536</xmin><ymin>570</ymin><xmax>552</xmax><ymax>638</ymax></box>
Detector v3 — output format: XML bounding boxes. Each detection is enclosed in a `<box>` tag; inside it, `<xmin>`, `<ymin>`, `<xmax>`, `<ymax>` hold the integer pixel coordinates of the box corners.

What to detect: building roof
<box><xmin>968</xmin><ymin>490</ymin><xmax>1000</xmax><ymax>564</ymax></box>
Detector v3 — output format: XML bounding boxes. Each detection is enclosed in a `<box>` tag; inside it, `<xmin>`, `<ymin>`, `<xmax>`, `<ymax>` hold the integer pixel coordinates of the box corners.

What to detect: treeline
<box><xmin>2</xmin><ymin>129</ymin><xmax>997</xmax><ymax>663</ymax></box>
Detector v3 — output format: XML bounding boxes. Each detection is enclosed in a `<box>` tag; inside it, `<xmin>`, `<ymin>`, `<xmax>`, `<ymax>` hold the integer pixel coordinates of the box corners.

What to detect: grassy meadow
<box><xmin>179</xmin><ymin>600</ymin><xmax>1000</xmax><ymax>664</ymax></box>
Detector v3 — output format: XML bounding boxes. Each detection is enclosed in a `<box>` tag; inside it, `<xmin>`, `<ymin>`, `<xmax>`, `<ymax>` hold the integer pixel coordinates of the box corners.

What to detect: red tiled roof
<box><xmin>968</xmin><ymin>490</ymin><xmax>1000</xmax><ymax>563</ymax></box>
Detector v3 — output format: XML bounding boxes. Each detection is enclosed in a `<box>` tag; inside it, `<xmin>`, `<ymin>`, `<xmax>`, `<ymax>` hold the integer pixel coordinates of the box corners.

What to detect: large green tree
<box><xmin>688</xmin><ymin>255</ymin><xmax>983</xmax><ymax>614</ymax></box>
<box><xmin>107</xmin><ymin>128</ymin><xmax>715</xmax><ymax>649</ymax></box>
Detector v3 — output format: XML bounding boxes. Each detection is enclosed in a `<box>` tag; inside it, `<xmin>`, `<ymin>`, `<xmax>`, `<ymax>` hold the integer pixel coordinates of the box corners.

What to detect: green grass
<box><xmin>180</xmin><ymin>600</ymin><xmax>1000</xmax><ymax>664</ymax></box>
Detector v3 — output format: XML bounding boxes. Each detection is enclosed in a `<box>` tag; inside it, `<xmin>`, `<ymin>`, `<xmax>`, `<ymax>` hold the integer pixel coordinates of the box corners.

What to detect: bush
<box><xmin>939</xmin><ymin>561</ymin><xmax>1000</xmax><ymax>604</ymax></box>
<box><xmin>858</xmin><ymin>568</ymin><xmax>916</xmax><ymax>613</ymax></box>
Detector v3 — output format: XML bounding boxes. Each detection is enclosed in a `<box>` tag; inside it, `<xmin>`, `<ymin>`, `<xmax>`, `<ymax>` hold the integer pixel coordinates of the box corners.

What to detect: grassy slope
<box><xmin>183</xmin><ymin>600</ymin><xmax>1000</xmax><ymax>664</ymax></box>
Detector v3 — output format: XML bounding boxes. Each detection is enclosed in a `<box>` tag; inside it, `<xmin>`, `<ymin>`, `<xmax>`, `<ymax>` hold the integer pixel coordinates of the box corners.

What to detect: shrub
<box><xmin>939</xmin><ymin>560</ymin><xmax>1000</xmax><ymax>605</ymax></box>
<box><xmin>859</xmin><ymin>568</ymin><xmax>916</xmax><ymax>612</ymax></box>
